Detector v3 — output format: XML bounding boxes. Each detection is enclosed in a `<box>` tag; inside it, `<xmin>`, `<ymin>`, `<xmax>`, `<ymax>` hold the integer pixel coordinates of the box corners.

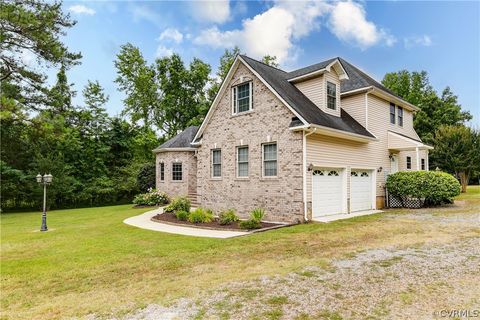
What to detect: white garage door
<box><xmin>350</xmin><ymin>170</ymin><xmax>373</xmax><ymax>212</ymax></box>
<box><xmin>312</xmin><ymin>169</ymin><xmax>344</xmax><ymax>218</ymax></box>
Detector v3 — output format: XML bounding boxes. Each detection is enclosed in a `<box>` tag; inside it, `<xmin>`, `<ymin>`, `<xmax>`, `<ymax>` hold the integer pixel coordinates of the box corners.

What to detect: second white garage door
<box><xmin>350</xmin><ymin>170</ymin><xmax>373</xmax><ymax>212</ymax></box>
<box><xmin>312</xmin><ymin>168</ymin><xmax>344</xmax><ymax>218</ymax></box>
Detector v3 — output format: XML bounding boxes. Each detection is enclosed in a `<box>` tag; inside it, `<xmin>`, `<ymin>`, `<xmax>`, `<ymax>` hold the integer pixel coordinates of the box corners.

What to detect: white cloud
<box><xmin>194</xmin><ymin>1</ymin><xmax>398</xmax><ymax>64</ymax></box>
<box><xmin>156</xmin><ymin>45</ymin><xmax>174</xmax><ymax>58</ymax></box>
<box><xmin>130</xmin><ymin>4</ymin><xmax>162</xmax><ymax>26</ymax></box>
<box><xmin>69</xmin><ymin>4</ymin><xmax>95</xmax><ymax>15</ymax></box>
<box><xmin>191</xmin><ymin>0</ymin><xmax>231</xmax><ymax>24</ymax></box>
<box><xmin>404</xmin><ymin>35</ymin><xmax>433</xmax><ymax>48</ymax></box>
<box><xmin>158</xmin><ymin>28</ymin><xmax>184</xmax><ymax>44</ymax></box>
<box><xmin>328</xmin><ymin>1</ymin><xmax>395</xmax><ymax>49</ymax></box>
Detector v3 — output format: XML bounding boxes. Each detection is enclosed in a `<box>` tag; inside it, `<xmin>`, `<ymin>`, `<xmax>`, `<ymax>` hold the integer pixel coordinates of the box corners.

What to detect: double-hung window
<box><xmin>398</xmin><ymin>106</ymin><xmax>404</xmax><ymax>127</ymax></box>
<box><xmin>327</xmin><ymin>82</ymin><xmax>337</xmax><ymax>110</ymax></box>
<box><xmin>421</xmin><ymin>158</ymin><xmax>425</xmax><ymax>170</ymax></box>
<box><xmin>232</xmin><ymin>82</ymin><xmax>252</xmax><ymax>114</ymax></box>
<box><xmin>211</xmin><ymin>149</ymin><xmax>222</xmax><ymax>178</ymax></box>
<box><xmin>390</xmin><ymin>103</ymin><xmax>396</xmax><ymax>124</ymax></box>
<box><xmin>406</xmin><ymin>156</ymin><xmax>412</xmax><ymax>170</ymax></box>
<box><xmin>160</xmin><ymin>163</ymin><xmax>165</xmax><ymax>181</ymax></box>
<box><xmin>237</xmin><ymin>146</ymin><xmax>249</xmax><ymax>177</ymax></box>
<box><xmin>263</xmin><ymin>143</ymin><xmax>277</xmax><ymax>177</ymax></box>
<box><xmin>172</xmin><ymin>162</ymin><xmax>182</xmax><ymax>181</ymax></box>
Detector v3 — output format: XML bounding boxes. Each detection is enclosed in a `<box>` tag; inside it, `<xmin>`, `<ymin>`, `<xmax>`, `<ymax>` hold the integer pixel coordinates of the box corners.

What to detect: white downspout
<box><xmin>303</xmin><ymin>127</ymin><xmax>316</xmax><ymax>222</ymax></box>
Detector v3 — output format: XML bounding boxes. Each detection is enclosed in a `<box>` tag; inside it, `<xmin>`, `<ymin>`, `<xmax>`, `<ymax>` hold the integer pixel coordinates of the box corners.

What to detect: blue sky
<box><xmin>58</xmin><ymin>1</ymin><xmax>479</xmax><ymax>125</ymax></box>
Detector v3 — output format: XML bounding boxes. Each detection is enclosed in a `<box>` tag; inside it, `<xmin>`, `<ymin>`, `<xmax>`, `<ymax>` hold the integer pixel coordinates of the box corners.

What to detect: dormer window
<box><xmin>327</xmin><ymin>82</ymin><xmax>337</xmax><ymax>110</ymax></box>
<box><xmin>232</xmin><ymin>82</ymin><xmax>252</xmax><ymax>114</ymax></box>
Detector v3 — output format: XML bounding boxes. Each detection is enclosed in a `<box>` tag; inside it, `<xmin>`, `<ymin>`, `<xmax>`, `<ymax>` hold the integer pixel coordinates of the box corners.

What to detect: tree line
<box><xmin>1</xmin><ymin>1</ymin><xmax>478</xmax><ymax>212</ymax></box>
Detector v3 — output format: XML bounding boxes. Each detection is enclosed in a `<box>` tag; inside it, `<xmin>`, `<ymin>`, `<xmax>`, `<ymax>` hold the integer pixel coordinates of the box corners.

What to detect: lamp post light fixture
<box><xmin>36</xmin><ymin>173</ymin><xmax>53</xmax><ymax>231</ymax></box>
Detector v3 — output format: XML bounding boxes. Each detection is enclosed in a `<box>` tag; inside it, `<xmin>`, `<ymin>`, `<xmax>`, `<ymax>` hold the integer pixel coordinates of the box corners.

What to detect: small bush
<box><xmin>187</xmin><ymin>207</ymin><xmax>213</xmax><ymax>223</ymax></box>
<box><xmin>218</xmin><ymin>209</ymin><xmax>239</xmax><ymax>225</ymax></box>
<box><xmin>175</xmin><ymin>210</ymin><xmax>189</xmax><ymax>221</ymax></box>
<box><xmin>132</xmin><ymin>189</ymin><xmax>169</xmax><ymax>206</ymax></box>
<box><xmin>386</xmin><ymin>171</ymin><xmax>461</xmax><ymax>206</ymax></box>
<box><xmin>239</xmin><ymin>219</ymin><xmax>261</xmax><ymax>230</ymax></box>
<box><xmin>250</xmin><ymin>208</ymin><xmax>265</xmax><ymax>222</ymax></box>
<box><xmin>164</xmin><ymin>196</ymin><xmax>191</xmax><ymax>213</ymax></box>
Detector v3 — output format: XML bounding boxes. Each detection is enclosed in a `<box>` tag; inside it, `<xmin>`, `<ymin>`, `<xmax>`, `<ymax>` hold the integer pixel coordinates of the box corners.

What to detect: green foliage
<box><xmin>136</xmin><ymin>163</ymin><xmax>156</xmax><ymax>192</ymax></box>
<box><xmin>207</xmin><ymin>46</ymin><xmax>243</xmax><ymax>103</ymax></box>
<box><xmin>114</xmin><ymin>45</ymin><xmax>211</xmax><ymax>137</ymax></box>
<box><xmin>262</xmin><ymin>55</ymin><xmax>279</xmax><ymax>67</ymax></box>
<box><xmin>187</xmin><ymin>208</ymin><xmax>213</xmax><ymax>224</ymax></box>
<box><xmin>250</xmin><ymin>208</ymin><xmax>265</xmax><ymax>222</ymax></box>
<box><xmin>0</xmin><ymin>0</ymin><xmax>81</xmax><ymax>111</ymax></box>
<box><xmin>386</xmin><ymin>171</ymin><xmax>461</xmax><ymax>206</ymax></box>
<box><xmin>239</xmin><ymin>219</ymin><xmax>261</xmax><ymax>230</ymax></box>
<box><xmin>381</xmin><ymin>70</ymin><xmax>471</xmax><ymax>144</ymax></box>
<box><xmin>164</xmin><ymin>197</ymin><xmax>191</xmax><ymax>213</ymax></box>
<box><xmin>132</xmin><ymin>189</ymin><xmax>169</xmax><ymax>206</ymax></box>
<box><xmin>431</xmin><ymin>125</ymin><xmax>480</xmax><ymax>193</ymax></box>
<box><xmin>175</xmin><ymin>210</ymin><xmax>189</xmax><ymax>221</ymax></box>
<box><xmin>218</xmin><ymin>209</ymin><xmax>240</xmax><ymax>225</ymax></box>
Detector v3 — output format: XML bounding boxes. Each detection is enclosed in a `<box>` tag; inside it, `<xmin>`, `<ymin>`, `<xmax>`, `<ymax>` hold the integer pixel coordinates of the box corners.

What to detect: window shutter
<box><xmin>249</xmin><ymin>82</ymin><xmax>252</xmax><ymax>110</ymax></box>
<box><xmin>232</xmin><ymin>87</ymin><xmax>237</xmax><ymax>114</ymax></box>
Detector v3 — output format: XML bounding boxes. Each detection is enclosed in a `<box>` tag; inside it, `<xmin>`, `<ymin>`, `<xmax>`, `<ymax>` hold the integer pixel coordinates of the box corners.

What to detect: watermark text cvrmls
<box><xmin>433</xmin><ymin>309</ymin><xmax>480</xmax><ymax>318</ymax></box>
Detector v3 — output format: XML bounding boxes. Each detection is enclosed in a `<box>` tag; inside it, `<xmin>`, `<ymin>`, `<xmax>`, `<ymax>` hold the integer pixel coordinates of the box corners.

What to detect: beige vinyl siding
<box><xmin>398</xmin><ymin>149</ymin><xmax>428</xmax><ymax>171</ymax></box>
<box><xmin>306</xmin><ymin>134</ymin><xmax>386</xmax><ymax>204</ymax></box>
<box><xmin>341</xmin><ymin>94</ymin><xmax>367</xmax><ymax>128</ymax></box>
<box><xmin>294</xmin><ymin>75</ymin><xmax>325</xmax><ymax>110</ymax></box>
<box><xmin>324</xmin><ymin>71</ymin><xmax>341</xmax><ymax>117</ymax></box>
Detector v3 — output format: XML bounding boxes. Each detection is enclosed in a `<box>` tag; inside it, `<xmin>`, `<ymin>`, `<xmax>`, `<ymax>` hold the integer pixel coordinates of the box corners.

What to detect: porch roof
<box><xmin>387</xmin><ymin>131</ymin><xmax>433</xmax><ymax>151</ymax></box>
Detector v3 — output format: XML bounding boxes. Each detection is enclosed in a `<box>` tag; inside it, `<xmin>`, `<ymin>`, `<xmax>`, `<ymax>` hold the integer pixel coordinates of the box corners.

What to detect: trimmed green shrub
<box><xmin>386</xmin><ymin>171</ymin><xmax>461</xmax><ymax>206</ymax></box>
<box><xmin>250</xmin><ymin>208</ymin><xmax>265</xmax><ymax>222</ymax></box>
<box><xmin>187</xmin><ymin>207</ymin><xmax>213</xmax><ymax>223</ymax></box>
<box><xmin>164</xmin><ymin>196</ymin><xmax>191</xmax><ymax>213</ymax></box>
<box><xmin>218</xmin><ymin>209</ymin><xmax>240</xmax><ymax>225</ymax></box>
<box><xmin>132</xmin><ymin>189</ymin><xmax>169</xmax><ymax>206</ymax></box>
<box><xmin>239</xmin><ymin>219</ymin><xmax>261</xmax><ymax>230</ymax></box>
<box><xmin>175</xmin><ymin>210</ymin><xmax>189</xmax><ymax>221</ymax></box>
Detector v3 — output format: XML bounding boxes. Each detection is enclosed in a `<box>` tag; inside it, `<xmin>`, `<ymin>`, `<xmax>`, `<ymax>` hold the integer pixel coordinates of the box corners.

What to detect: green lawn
<box><xmin>1</xmin><ymin>187</ymin><xmax>479</xmax><ymax>320</ymax></box>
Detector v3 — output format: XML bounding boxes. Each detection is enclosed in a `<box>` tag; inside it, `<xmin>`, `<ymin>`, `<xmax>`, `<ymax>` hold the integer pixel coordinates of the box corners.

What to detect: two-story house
<box><xmin>153</xmin><ymin>55</ymin><xmax>432</xmax><ymax>223</ymax></box>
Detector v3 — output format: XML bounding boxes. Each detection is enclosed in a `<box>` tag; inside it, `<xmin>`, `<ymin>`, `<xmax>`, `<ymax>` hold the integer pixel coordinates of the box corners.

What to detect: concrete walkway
<box><xmin>312</xmin><ymin>209</ymin><xmax>383</xmax><ymax>223</ymax></box>
<box><xmin>123</xmin><ymin>207</ymin><xmax>249</xmax><ymax>238</ymax></box>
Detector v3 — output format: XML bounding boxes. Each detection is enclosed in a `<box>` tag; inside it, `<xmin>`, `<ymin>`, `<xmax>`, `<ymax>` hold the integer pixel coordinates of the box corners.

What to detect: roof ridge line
<box><xmin>240</xmin><ymin>55</ymin><xmax>288</xmax><ymax>73</ymax></box>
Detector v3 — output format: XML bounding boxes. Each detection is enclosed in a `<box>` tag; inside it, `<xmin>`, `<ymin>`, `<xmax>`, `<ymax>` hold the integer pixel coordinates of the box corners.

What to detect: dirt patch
<box><xmin>152</xmin><ymin>212</ymin><xmax>283</xmax><ymax>231</ymax></box>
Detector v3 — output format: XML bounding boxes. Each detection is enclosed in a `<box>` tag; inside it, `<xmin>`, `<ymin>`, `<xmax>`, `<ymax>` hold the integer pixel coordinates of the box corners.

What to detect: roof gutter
<box><xmin>341</xmin><ymin>86</ymin><xmax>419</xmax><ymax>112</ymax></box>
<box><xmin>290</xmin><ymin>123</ymin><xmax>378</xmax><ymax>142</ymax></box>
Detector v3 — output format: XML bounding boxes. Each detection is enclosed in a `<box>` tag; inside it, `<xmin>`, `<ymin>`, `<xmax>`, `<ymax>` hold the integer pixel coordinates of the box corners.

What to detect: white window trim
<box><xmin>326</xmin><ymin>81</ymin><xmax>337</xmax><ymax>110</ymax></box>
<box><xmin>236</xmin><ymin>146</ymin><xmax>249</xmax><ymax>178</ymax></box>
<box><xmin>159</xmin><ymin>162</ymin><xmax>165</xmax><ymax>182</ymax></box>
<box><xmin>231</xmin><ymin>81</ymin><xmax>253</xmax><ymax>115</ymax></box>
<box><xmin>211</xmin><ymin>149</ymin><xmax>222</xmax><ymax>178</ymax></box>
<box><xmin>172</xmin><ymin>162</ymin><xmax>183</xmax><ymax>181</ymax></box>
<box><xmin>262</xmin><ymin>142</ymin><xmax>278</xmax><ymax>178</ymax></box>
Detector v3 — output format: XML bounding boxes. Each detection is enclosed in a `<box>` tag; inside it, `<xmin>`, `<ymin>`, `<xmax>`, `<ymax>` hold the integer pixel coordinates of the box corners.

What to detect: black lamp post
<box><xmin>36</xmin><ymin>173</ymin><xmax>53</xmax><ymax>231</ymax></box>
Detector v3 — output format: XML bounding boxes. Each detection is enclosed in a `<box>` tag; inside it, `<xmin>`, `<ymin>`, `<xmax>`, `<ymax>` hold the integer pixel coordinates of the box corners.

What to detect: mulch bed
<box><xmin>152</xmin><ymin>212</ymin><xmax>282</xmax><ymax>231</ymax></box>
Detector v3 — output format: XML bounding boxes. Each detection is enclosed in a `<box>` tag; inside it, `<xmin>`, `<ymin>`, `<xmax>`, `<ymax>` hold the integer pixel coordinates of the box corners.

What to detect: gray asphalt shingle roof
<box><xmin>240</xmin><ymin>55</ymin><xmax>375</xmax><ymax>138</ymax></box>
<box><xmin>157</xmin><ymin>126</ymin><xmax>199</xmax><ymax>149</ymax></box>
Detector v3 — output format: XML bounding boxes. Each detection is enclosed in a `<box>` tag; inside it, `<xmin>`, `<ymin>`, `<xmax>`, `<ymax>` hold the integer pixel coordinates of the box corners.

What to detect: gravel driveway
<box><xmin>117</xmin><ymin>209</ymin><xmax>480</xmax><ymax>320</ymax></box>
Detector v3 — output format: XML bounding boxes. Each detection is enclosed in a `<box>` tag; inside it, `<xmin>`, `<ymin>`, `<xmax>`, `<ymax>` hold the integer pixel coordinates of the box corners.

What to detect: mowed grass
<box><xmin>1</xmin><ymin>187</ymin><xmax>479</xmax><ymax>320</ymax></box>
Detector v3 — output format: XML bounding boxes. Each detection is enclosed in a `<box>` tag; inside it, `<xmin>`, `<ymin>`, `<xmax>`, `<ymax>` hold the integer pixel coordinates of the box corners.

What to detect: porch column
<box><xmin>415</xmin><ymin>147</ymin><xmax>420</xmax><ymax>170</ymax></box>
<box><xmin>426</xmin><ymin>150</ymin><xmax>429</xmax><ymax>171</ymax></box>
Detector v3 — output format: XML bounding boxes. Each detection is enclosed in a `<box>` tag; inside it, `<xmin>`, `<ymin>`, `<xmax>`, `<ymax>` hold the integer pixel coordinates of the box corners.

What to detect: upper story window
<box><xmin>263</xmin><ymin>143</ymin><xmax>277</xmax><ymax>177</ymax></box>
<box><xmin>211</xmin><ymin>149</ymin><xmax>222</xmax><ymax>178</ymax></box>
<box><xmin>237</xmin><ymin>146</ymin><xmax>249</xmax><ymax>177</ymax></box>
<box><xmin>421</xmin><ymin>158</ymin><xmax>425</xmax><ymax>170</ymax></box>
<box><xmin>326</xmin><ymin>82</ymin><xmax>337</xmax><ymax>110</ymax></box>
<box><xmin>390</xmin><ymin>103</ymin><xmax>396</xmax><ymax>124</ymax></box>
<box><xmin>406</xmin><ymin>156</ymin><xmax>412</xmax><ymax>170</ymax></box>
<box><xmin>172</xmin><ymin>162</ymin><xmax>182</xmax><ymax>181</ymax></box>
<box><xmin>160</xmin><ymin>162</ymin><xmax>165</xmax><ymax>181</ymax></box>
<box><xmin>398</xmin><ymin>107</ymin><xmax>404</xmax><ymax>127</ymax></box>
<box><xmin>232</xmin><ymin>82</ymin><xmax>252</xmax><ymax>114</ymax></box>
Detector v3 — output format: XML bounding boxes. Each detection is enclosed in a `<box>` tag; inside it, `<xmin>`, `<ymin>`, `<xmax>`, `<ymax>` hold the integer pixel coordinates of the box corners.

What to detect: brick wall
<box><xmin>155</xmin><ymin>150</ymin><xmax>197</xmax><ymax>198</ymax></box>
<box><xmin>196</xmin><ymin>62</ymin><xmax>305</xmax><ymax>222</ymax></box>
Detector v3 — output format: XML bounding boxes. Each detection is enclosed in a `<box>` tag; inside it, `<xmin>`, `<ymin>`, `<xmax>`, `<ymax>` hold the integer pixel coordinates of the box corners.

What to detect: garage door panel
<box><xmin>351</xmin><ymin>170</ymin><xmax>373</xmax><ymax>212</ymax></box>
<box><xmin>312</xmin><ymin>169</ymin><xmax>344</xmax><ymax>218</ymax></box>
